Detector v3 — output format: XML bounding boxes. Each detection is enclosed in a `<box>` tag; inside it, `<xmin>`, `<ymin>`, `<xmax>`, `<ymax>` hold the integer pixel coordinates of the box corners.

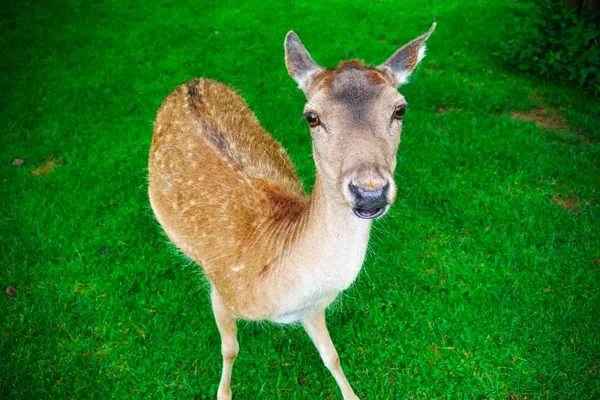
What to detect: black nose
<box><xmin>349</xmin><ymin>182</ymin><xmax>390</xmax><ymax>211</ymax></box>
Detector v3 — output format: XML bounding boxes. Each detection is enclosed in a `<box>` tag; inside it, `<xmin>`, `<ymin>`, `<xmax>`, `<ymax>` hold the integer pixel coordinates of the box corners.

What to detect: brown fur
<box><xmin>149</xmin><ymin>79</ymin><xmax>309</xmax><ymax>319</ymax></box>
<box><xmin>310</xmin><ymin>60</ymin><xmax>392</xmax><ymax>96</ymax></box>
<box><xmin>149</xmin><ymin>25</ymin><xmax>435</xmax><ymax>399</ymax></box>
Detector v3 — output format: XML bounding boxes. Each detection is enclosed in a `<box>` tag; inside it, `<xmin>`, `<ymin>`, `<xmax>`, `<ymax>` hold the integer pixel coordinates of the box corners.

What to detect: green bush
<box><xmin>497</xmin><ymin>1</ymin><xmax>599</xmax><ymax>95</ymax></box>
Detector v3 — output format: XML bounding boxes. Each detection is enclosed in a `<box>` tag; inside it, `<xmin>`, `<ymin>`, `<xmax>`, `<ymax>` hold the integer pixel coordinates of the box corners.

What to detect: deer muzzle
<box><xmin>348</xmin><ymin>181</ymin><xmax>391</xmax><ymax>219</ymax></box>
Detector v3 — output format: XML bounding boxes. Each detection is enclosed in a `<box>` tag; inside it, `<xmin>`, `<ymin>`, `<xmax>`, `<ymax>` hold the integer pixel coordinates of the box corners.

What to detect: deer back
<box><xmin>148</xmin><ymin>79</ymin><xmax>309</xmax><ymax>318</ymax></box>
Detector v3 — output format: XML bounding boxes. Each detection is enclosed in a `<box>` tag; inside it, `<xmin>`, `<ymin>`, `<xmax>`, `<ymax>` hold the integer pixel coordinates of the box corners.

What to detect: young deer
<box><xmin>148</xmin><ymin>24</ymin><xmax>435</xmax><ymax>399</ymax></box>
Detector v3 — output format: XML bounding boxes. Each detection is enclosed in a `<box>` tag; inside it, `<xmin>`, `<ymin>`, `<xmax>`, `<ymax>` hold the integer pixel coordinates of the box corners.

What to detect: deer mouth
<box><xmin>353</xmin><ymin>206</ymin><xmax>386</xmax><ymax>219</ymax></box>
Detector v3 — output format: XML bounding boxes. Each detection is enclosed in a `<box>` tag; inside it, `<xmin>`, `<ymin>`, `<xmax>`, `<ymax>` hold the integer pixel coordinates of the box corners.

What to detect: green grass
<box><xmin>1</xmin><ymin>0</ymin><xmax>599</xmax><ymax>399</ymax></box>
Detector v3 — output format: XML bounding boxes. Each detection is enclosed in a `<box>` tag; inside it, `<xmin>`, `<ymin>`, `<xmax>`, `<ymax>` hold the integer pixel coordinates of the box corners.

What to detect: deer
<box><xmin>148</xmin><ymin>23</ymin><xmax>436</xmax><ymax>400</ymax></box>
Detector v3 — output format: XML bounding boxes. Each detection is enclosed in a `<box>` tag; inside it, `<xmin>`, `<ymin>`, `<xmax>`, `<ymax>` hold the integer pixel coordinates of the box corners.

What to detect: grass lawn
<box><xmin>1</xmin><ymin>0</ymin><xmax>599</xmax><ymax>398</ymax></box>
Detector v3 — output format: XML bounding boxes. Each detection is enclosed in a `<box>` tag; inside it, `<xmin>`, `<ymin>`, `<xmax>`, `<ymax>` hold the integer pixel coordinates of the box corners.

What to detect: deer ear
<box><xmin>376</xmin><ymin>23</ymin><xmax>436</xmax><ymax>88</ymax></box>
<box><xmin>285</xmin><ymin>31</ymin><xmax>323</xmax><ymax>95</ymax></box>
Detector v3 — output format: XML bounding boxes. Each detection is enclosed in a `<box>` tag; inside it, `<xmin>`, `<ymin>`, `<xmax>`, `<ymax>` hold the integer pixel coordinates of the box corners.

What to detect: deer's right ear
<box><xmin>285</xmin><ymin>31</ymin><xmax>323</xmax><ymax>95</ymax></box>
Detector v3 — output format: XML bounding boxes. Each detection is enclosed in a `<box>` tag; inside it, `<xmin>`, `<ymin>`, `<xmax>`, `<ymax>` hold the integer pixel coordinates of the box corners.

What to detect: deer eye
<box><xmin>304</xmin><ymin>112</ymin><xmax>320</xmax><ymax>127</ymax></box>
<box><xmin>393</xmin><ymin>105</ymin><xmax>406</xmax><ymax>120</ymax></box>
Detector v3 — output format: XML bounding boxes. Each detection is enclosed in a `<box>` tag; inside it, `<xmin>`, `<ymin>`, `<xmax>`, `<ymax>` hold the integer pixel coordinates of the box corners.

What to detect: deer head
<box><xmin>285</xmin><ymin>24</ymin><xmax>435</xmax><ymax>219</ymax></box>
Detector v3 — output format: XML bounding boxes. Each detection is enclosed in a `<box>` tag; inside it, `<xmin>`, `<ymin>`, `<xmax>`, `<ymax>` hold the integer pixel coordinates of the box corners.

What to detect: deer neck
<box><xmin>290</xmin><ymin>174</ymin><xmax>373</xmax><ymax>290</ymax></box>
<box><xmin>264</xmin><ymin>174</ymin><xmax>372</xmax><ymax>323</ymax></box>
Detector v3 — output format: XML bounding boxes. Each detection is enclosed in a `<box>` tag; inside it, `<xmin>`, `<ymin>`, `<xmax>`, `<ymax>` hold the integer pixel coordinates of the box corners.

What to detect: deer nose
<box><xmin>348</xmin><ymin>182</ymin><xmax>390</xmax><ymax>219</ymax></box>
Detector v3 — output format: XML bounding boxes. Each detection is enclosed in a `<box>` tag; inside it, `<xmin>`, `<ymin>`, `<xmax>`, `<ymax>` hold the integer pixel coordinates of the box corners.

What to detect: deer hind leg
<box><xmin>302</xmin><ymin>310</ymin><xmax>359</xmax><ymax>400</ymax></box>
<box><xmin>210</xmin><ymin>287</ymin><xmax>239</xmax><ymax>400</ymax></box>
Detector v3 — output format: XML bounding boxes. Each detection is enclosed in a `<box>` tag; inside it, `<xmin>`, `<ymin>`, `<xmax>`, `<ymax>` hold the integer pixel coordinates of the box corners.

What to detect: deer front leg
<box><xmin>211</xmin><ymin>287</ymin><xmax>239</xmax><ymax>400</ymax></box>
<box><xmin>302</xmin><ymin>310</ymin><xmax>359</xmax><ymax>400</ymax></box>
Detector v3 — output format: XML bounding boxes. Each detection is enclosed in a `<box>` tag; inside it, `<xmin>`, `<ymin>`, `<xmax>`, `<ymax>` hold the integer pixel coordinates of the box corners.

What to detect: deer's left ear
<box><xmin>376</xmin><ymin>23</ymin><xmax>436</xmax><ymax>88</ymax></box>
<box><xmin>285</xmin><ymin>31</ymin><xmax>324</xmax><ymax>95</ymax></box>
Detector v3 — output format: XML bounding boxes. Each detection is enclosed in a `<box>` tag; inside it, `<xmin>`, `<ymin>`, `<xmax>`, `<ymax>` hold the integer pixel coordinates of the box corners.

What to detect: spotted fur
<box><xmin>148</xmin><ymin>24</ymin><xmax>435</xmax><ymax>399</ymax></box>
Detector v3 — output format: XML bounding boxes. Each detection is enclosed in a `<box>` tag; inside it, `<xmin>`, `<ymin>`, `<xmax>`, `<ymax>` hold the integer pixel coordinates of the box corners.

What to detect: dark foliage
<box><xmin>497</xmin><ymin>0</ymin><xmax>599</xmax><ymax>95</ymax></box>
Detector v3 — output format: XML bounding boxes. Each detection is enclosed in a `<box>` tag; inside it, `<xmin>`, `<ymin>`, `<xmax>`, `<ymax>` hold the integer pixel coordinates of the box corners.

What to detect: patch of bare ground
<box><xmin>31</xmin><ymin>157</ymin><xmax>64</xmax><ymax>176</ymax></box>
<box><xmin>551</xmin><ymin>195</ymin><xmax>596</xmax><ymax>216</ymax></box>
<box><xmin>508</xmin><ymin>105</ymin><xmax>591</xmax><ymax>144</ymax></box>
<box><xmin>510</xmin><ymin>105</ymin><xmax>565</xmax><ymax>130</ymax></box>
<box><xmin>435</xmin><ymin>105</ymin><xmax>460</xmax><ymax>114</ymax></box>
<box><xmin>552</xmin><ymin>195</ymin><xmax>580</xmax><ymax>216</ymax></box>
